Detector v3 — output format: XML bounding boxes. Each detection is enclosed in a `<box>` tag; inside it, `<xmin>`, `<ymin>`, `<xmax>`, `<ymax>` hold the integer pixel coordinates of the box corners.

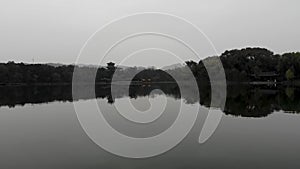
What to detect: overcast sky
<box><xmin>0</xmin><ymin>0</ymin><xmax>299</xmax><ymax>67</ymax></box>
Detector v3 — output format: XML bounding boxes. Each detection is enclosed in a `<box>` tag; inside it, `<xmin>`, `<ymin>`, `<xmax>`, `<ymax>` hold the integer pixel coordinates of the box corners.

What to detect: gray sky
<box><xmin>0</xmin><ymin>0</ymin><xmax>299</xmax><ymax>67</ymax></box>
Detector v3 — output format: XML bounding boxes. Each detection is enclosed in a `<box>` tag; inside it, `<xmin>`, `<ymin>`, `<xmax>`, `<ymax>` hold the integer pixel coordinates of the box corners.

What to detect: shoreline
<box><xmin>1</xmin><ymin>80</ymin><xmax>300</xmax><ymax>87</ymax></box>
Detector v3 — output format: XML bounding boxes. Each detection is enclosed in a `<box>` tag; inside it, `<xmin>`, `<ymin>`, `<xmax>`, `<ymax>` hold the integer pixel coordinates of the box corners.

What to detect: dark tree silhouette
<box><xmin>0</xmin><ymin>48</ymin><xmax>300</xmax><ymax>85</ymax></box>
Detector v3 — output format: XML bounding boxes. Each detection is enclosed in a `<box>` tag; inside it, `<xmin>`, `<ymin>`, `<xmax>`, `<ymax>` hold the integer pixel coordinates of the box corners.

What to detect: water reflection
<box><xmin>0</xmin><ymin>84</ymin><xmax>299</xmax><ymax>117</ymax></box>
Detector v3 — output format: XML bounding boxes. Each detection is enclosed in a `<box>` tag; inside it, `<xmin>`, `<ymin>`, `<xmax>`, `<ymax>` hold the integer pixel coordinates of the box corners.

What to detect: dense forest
<box><xmin>0</xmin><ymin>47</ymin><xmax>299</xmax><ymax>85</ymax></box>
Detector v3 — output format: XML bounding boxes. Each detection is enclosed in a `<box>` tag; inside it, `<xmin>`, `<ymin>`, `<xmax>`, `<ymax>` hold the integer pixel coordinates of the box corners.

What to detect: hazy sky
<box><xmin>0</xmin><ymin>0</ymin><xmax>299</xmax><ymax>67</ymax></box>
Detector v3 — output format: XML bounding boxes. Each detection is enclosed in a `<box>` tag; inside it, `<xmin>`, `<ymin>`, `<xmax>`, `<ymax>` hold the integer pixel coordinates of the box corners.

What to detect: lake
<box><xmin>0</xmin><ymin>84</ymin><xmax>300</xmax><ymax>168</ymax></box>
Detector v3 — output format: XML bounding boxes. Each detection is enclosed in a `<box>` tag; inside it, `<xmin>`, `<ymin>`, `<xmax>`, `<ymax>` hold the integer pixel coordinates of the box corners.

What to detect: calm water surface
<box><xmin>0</xmin><ymin>84</ymin><xmax>300</xmax><ymax>169</ymax></box>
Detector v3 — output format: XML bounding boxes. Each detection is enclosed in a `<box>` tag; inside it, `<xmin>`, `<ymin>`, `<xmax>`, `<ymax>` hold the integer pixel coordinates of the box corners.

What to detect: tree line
<box><xmin>0</xmin><ymin>47</ymin><xmax>299</xmax><ymax>84</ymax></box>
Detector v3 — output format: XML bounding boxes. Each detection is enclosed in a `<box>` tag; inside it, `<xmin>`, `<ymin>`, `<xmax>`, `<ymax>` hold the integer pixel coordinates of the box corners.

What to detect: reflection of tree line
<box><xmin>1</xmin><ymin>84</ymin><xmax>299</xmax><ymax>118</ymax></box>
<box><xmin>224</xmin><ymin>85</ymin><xmax>300</xmax><ymax>117</ymax></box>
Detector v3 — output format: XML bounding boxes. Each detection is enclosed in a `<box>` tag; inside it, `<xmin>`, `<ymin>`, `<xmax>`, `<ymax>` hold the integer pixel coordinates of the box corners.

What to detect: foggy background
<box><xmin>0</xmin><ymin>0</ymin><xmax>299</xmax><ymax>67</ymax></box>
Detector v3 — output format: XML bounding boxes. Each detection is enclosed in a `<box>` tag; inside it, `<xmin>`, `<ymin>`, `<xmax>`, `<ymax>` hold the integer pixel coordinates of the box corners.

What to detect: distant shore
<box><xmin>1</xmin><ymin>48</ymin><xmax>299</xmax><ymax>86</ymax></box>
<box><xmin>1</xmin><ymin>80</ymin><xmax>300</xmax><ymax>87</ymax></box>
